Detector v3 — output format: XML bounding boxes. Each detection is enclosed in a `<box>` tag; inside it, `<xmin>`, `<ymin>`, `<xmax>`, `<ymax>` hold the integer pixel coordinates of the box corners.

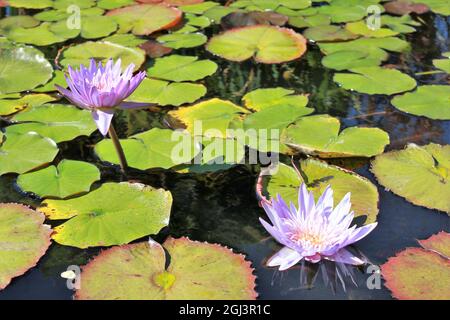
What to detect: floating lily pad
<box><xmin>0</xmin><ymin>16</ymin><xmax>39</xmax><ymax>34</ymax></box>
<box><xmin>147</xmin><ymin>55</ymin><xmax>217</xmax><ymax>82</ymax></box>
<box><xmin>157</xmin><ymin>32</ymin><xmax>207</xmax><ymax>49</ymax></box>
<box><xmin>126</xmin><ymin>78</ymin><xmax>206</xmax><ymax>106</ymax></box>
<box><xmin>345</xmin><ymin>20</ymin><xmax>399</xmax><ymax>38</ymax></box>
<box><xmin>168</xmin><ymin>98</ymin><xmax>249</xmax><ymax>138</ymax></box>
<box><xmin>179</xmin><ymin>1</ymin><xmax>219</xmax><ymax>14</ymax></box>
<box><xmin>263</xmin><ymin>159</ymin><xmax>379</xmax><ymax>223</ymax></box>
<box><xmin>334</xmin><ymin>67</ymin><xmax>416</xmax><ymax>95</ymax></box>
<box><xmin>75</xmin><ymin>237</ymin><xmax>257</xmax><ymax>299</ymax></box>
<box><xmin>33</xmin><ymin>7</ymin><xmax>104</xmax><ymax>22</ymax></box>
<box><xmin>433</xmin><ymin>53</ymin><xmax>450</xmax><ymax>73</ymax></box>
<box><xmin>410</xmin><ymin>0</ymin><xmax>450</xmax><ymax>15</ymax></box>
<box><xmin>60</xmin><ymin>41</ymin><xmax>146</xmax><ymax>71</ymax></box>
<box><xmin>304</xmin><ymin>25</ymin><xmax>358</xmax><ymax>42</ymax></box>
<box><xmin>0</xmin><ymin>94</ymin><xmax>56</xmax><ymax>116</ymax></box>
<box><xmin>17</xmin><ymin>160</ymin><xmax>100</xmax><ymax>199</ymax></box>
<box><xmin>98</xmin><ymin>0</ymin><xmax>135</xmax><ymax>9</ymax></box>
<box><xmin>206</xmin><ymin>25</ymin><xmax>307</xmax><ymax>63</ymax></box>
<box><xmin>371</xmin><ymin>143</ymin><xmax>450</xmax><ymax>214</ymax></box>
<box><xmin>95</xmin><ymin>128</ymin><xmax>200</xmax><ymax>170</ymax></box>
<box><xmin>103</xmin><ymin>34</ymin><xmax>147</xmax><ymax>47</ymax></box>
<box><xmin>6</xmin><ymin>22</ymin><xmax>77</xmax><ymax>46</ymax></box>
<box><xmin>175</xmin><ymin>13</ymin><xmax>210</xmax><ymax>33</ymax></box>
<box><xmin>381</xmin><ymin>234</ymin><xmax>450</xmax><ymax>300</ymax></box>
<box><xmin>281</xmin><ymin>115</ymin><xmax>389</xmax><ymax>157</ymax></box>
<box><xmin>40</xmin><ymin>182</ymin><xmax>172</xmax><ymax>248</ymax></box>
<box><xmin>7</xmin><ymin>104</ymin><xmax>97</xmax><ymax>143</ymax></box>
<box><xmin>381</xmin><ymin>14</ymin><xmax>420</xmax><ymax>34</ymax></box>
<box><xmin>243</xmin><ymin>87</ymin><xmax>309</xmax><ymax>111</ymax></box>
<box><xmin>107</xmin><ymin>4</ymin><xmax>183</xmax><ymax>35</ymax></box>
<box><xmin>7</xmin><ymin>0</ymin><xmax>52</xmax><ymax>8</ymax></box>
<box><xmin>51</xmin><ymin>15</ymin><xmax>118</xmax><ymax>40</ymax></box>
<box><xmin>0</xmin><ymin>132</ymin><xmax>59</xmax><ymax>176</ymax></box>
<box><xmin>288</xmin><ymin>13</ymin><xmax>331</xmax><ymax>28</ymax></box>
<box><xmin>33</xmin><ymin>70</ymin><xmax>67</xmax><ymax>93</ymax></box>
<box><xmin>418</xmin><ymin>231</ymin><xmax>450</xmax><ymax>258</ymax></box>
<box><xmin>0</xmin><ymin>204</ymin><xmax>51</xmax><ymax>290</ymax></box>
<box><xmin>317</xmin><ymin>3</ymin><xmax>367</xmax><ymax>23</ymax></box>
<box><xmin>0</xmin><ymin>44</ymin><xmax>53</xmax><ymax>94</ymax></box>
<box><xmin>384</xmin><ymin>0</ymin><xmax>429</xmax><ymax>15</ymax></box>
<box><xmin>52</xmin><ymin>0</ymin><xmax>95</xmax><ymax>9</ymax></box>
<box><xmin>322</xmin><ymin>50</ymin><xmax>381</xmax><ymax>70</ymax></box>
<box><xmin>139</xmin><ymin>0</ymin><xmax>205</xmax><ymax>5</ymax></box>
<box><xmin>391</xmin><ymin>85</ymin><xmax>450</xmax><ymax>120</ymax></box>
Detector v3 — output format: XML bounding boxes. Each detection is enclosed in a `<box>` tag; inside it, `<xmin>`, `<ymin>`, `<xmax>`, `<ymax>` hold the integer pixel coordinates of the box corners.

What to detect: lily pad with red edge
<box><xmin>418</xmin><ymin>231</ymin><xmax>450</xmax><ymax>258</ymax></box>
<box><xmin>0</xmin><ymin>203</ymin><xmax>52</xmax><ymax>290</ymax></box>
<box><xmin>137</xmin><ymin>0</ymin><xmax>204</xmax><ymax>5</ymax></box>
<box><xmin>206</xmin><ymin>25</ymin><xmax>307</xmax><ymax>64</ymax></box>
<box><xmin>75</xmin><ymin>237</ymin><xmax>257</xmax><ymax>300</ymax></box>
<box><xmin>384</xmin><ymin>0</ymin><xmax>429</xmax><ymax>15</ymax></box>
<box><xmin>107</xmin><ymin>4</ymin><xmax>183</xmax><ymax>35</ymax></box>
<box><xmin>381</xmin><ymin>233</ymin><xmax>450</xmax><ymax>300</ymax></box>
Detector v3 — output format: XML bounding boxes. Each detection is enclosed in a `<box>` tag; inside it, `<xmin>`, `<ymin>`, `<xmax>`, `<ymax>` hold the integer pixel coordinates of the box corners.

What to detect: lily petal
<box><xmin>267</xmin><ymin>246</ymin><xmax>303</xmax><ymax>271</ymax></box>
<box><xmin>92</xmin><ymin>109</ymin><xmax>114</xmax><ymax>136</ymax></box>
<box><xmin>326</xmin><ymin>248</ymin><xmax>365</xmax><ymax>265</ymax></box>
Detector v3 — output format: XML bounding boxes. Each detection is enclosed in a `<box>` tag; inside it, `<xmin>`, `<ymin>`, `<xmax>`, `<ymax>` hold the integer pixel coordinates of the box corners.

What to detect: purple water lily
<box><xmin>260</xmin><ymin>184</ymin><xmax>377</xmax><ymax>271</ymax></box>
<box><xmin>56</xmin><ymin>58</ymin><xmax>146</xmax><ymax>136</ymax></box>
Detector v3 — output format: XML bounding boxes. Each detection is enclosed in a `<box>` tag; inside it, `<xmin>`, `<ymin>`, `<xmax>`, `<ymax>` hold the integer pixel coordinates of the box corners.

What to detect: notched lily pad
<box><xmin>75</xmin><ymin>237</ymin><xmax>257</xmax><ymax>300</ymax></box>
<box><xmin>0</xmin><ymin>203</ymin><xmax>51</xmax><ymax>290</ymax></box>
<box><xmin>0</xmin><ymin>94</ymin><xmax>56</xmax><ymax>116</ymax></box>
<box><xmin>371</xmin><ymin>143</ymin><xmax>450</xmax><ymax>214</ymax></box>
<box><xmin>206</xmin><ymin>25</ymin><xmax>307</xmax><ymax>64</ymax></box>
<box><xmin>39</xmin><ymin>182</ymin><xmax>173</xmax><ymax>248</ymax></box>
<box><xmin>243</xmin><ymin>87</ymin><xmax>309</xmax><ymax>111</ymax></box>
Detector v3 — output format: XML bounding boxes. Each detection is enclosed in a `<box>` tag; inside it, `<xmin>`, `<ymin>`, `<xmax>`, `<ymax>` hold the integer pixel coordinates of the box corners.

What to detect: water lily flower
<box><xmin>56</xmin><ymin>58</ymin><xmax>146</xmax><ymax>136</ymax></box>
<box><xmin>260</xmin><ymin>184</ymin><xmax>377</xmax><ymax>271</ymax></box>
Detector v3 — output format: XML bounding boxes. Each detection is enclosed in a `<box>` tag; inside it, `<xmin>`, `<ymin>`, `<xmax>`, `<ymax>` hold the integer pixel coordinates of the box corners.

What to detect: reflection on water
<box><xmin>0</xmin><ymin>9</ymin><xmax>449</xmax><ymax>300</ymax></box>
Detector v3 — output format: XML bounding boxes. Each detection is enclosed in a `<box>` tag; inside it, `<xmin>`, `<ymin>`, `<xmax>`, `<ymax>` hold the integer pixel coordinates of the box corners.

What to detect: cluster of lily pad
<box><xmin>0</xmin><ymin>0</ymin><xmax>449</xmax><ymax>300</ymax></box>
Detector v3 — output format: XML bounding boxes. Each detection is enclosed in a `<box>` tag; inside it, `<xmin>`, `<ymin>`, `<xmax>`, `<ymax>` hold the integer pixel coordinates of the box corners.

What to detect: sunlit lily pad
<box><xmin>317</xmin><ymin>3</ymin><xmax>368</xmax><ymax>23</ymax></box>
<box><xmin>52</xmin><ymin>0</ymin><xmax>95</xmax><ymax>9</ymax></box>
<box><xmin>138</xmin><ymin>0</ymin><xmax>204</xmax><ymax>5</ymax></box>
<box><xmin>391</xmin><ymin>85</ymin><xmax>450</xmax><ymax>120</ymax></box>
<box><xmin>60</xmin><ymin>41</ymin><xmax>146</xmax><ymax>71</ymax></box>
<box><xmin>168</xmin><ymin>98</ymin><xmax>249</xmax><ymax>138</ymax></box>
<box><xmin>288</xmin><ymin>13</ymin><xmax>331</xmax><ymax>28</ymax></box>
<box><xmin>0</xmin><ymin>203</ymin><xmax>51</xmax><ymax>290</ymax></box>
<box><xmin>157</xmin><ymin>32</ymin><xmax>207</xmax><ymax>49</ymax></box>
<box><xmin>243</xmin><ymin>87</ymin><xmax>309</xmax><ymax>111</ymax></box>
<box><xmin>433</xmin><ymin>52</ymin><xmax>450</xmax><ymax>73</ymax></box>
<box><xmin>345</xmin><ymin>20</ymin><xmax>398</xmax><ymax>38</ymax></box>
<box><xmin>381</xmin><ymin>234</ymin><xmax>450</xmax><ymax>300</ymax></box>
<box><xmin>126</xmin><ymin>78</ymin><xmax>206</xmax><ymax>106</ymax></box>
<box><xmin>6</xmin><ymin>22</ymin><xmax>76</xmax><ymax>46</ymax></box>
<box><xmin>371</xmin><ymin>143</ymin><xmax>450</xmax><ymax>214</ymax></box>
<box><xmin>103</xmin><ymin>33</ymin><xmax>147</xmax><ymax>47</ymax></box>
<box><xmin>381</xmin><ymin>14</ymin><xmax>420</xmax><ymax>34</ymax></box>
<box><xmin>17</xmin><ymin>160</ymin><xmax>100</xmax><ymax>199</ymax></box>
<box><xmin>107</xmin><ymin>4</ymin><xmax>182</xmax><ymax>35</ymax></box>
<box><xmin>262</xmin><ymin>159</ymin><xmax>379</xmax><ymax>223</ymax></box>
<box><xmin>7</xmin><ymin>0</ymin><xmax>52</xmax><ymax>8</ymax></box>
<box><xmin>95</xmin><ymin>128</ymin><xmax>200</xmax><ymax>170</ymax></box>
<box><xmin>0</xmin><ymin>94</ymin><xmax>56</xmax><ymax>116</ymax></box>
<box><xmin>147</xmin><ymin>55</ymin><xmax>217</xmax><ymax>82</ymax></box>
<box><xmin>282</xmin><ymin>115</ymin><xmax>390</xmax><ymax>157</ymax></box>
<box><xmin>98</xmin><ymin>0</ymin><xmax>135</xmax><ymax>9</ymax></box>
<box><xmin>322</xmin><ymin>50</ymin><xmax>381</xmax><ymax>70</ymax></box>
<box><xmin>75</xmin><ymin>237</ymin><xmax>257</xmax><ymax>299</ymax></box>
<box><xmin>33</xmin><ymin>7</ymin><xmax>104</xmax><ymax>22</ymax></box>
<box><xmin>179</xmin><ymin>1</ymin><xmax>218</xmax><ymax>14</ymax></box>
<box><xmin>0</xmin><ymin>44</ymin><xmax>53</xmax><ymax>94</ymax></box>
<box><xmin>418</xmin><ymin>231</ymin><xmax>450</xmax><ymax>258</ymax></box>
<box><xmin>0</xmin><ymin>132</ymin><xmax>58</xmax><ymax>176</ymax></box>
<box><xmin>0</xmin><ymin>15</ymin><xmax>39</xmax><ymax>34</ymax></box>
<box><xmin>7</xmin><ymin>104</ymin><xmax>97</xmax><ymax>143</ymax></box>
<box><xmin>50</xmin><ymin>15</ymin><xmax>118</xmax><ymax>39</ymax></box>
<box><xmin>33</xmin><ymin>70</ymin><xmax>67</xmax><ymax>93</ymax></box>
<box><xmin>206</xmin><ymin>25</ymin><xmax>307</xmax><ymax>63</ymax></box>
<box><xmin>40</xmin><ymin>182</ymin><xmax>172</xmax><ymax>248</ymax></box>
<box><xmin>304</xmin><ymin>25</ymin><xmax>358</xmax><ymax>42</ymax></box>
<box><xmin>334</xmin><ymin>67</ymin><xmax>416</xmax><ymax>95</ymax></box>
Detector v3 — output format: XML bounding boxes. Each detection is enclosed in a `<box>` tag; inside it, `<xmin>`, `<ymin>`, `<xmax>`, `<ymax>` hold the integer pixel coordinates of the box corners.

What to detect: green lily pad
<box><xmin>334</xmin><ymin>67</ymin><xmax>416</xmax><ymax>95</ymax></box>
<box><xmin>206</xmin><ymin>25</ymin><xmax>307</xmax><ymax>63</ymax></box>
<box><xmin>7</xmin><ymin>0</ymin><xmax>52</xmax><ymax>8</ymax></box>
<box><xmin>157</xmin><ymin>32</ymin><xmax>207</xmax><ymax>49</ymax></box>
<box><xmin>7</xmin><ymin>104</ymin><xmax>97</xmax><ymax>143</ymax></box>
<box><xmin>75</xmin><ymin>237</ymin><xmax>257</xmax><ymax>299</ymax></box>
<box><xmin>179</xmin><ymin>1</ymin><xmax>219</xmax><ymax>14</ymax></box>
<box><xmin>203</xmin><ymin>5</ymin><xmax>239</xmax><ymax>23</ymax></box>
<box><xmin>281</xmin><ymin>114</ymin><xmax>389</xmax><ymax>157</ymax></box>
<box><xmin>126</xmin><ymin>78</ymin><xmax>206</xmax><ymax>106</ymax></box>
<box><xmin>107</xmin><ymin>4</ymin><xmax>183</xmax><ymax>35</ymax></box>
<box><xmin>304</xmin><ymin>25</ymin><xmax>358</xmax><ymax>42</ymax></box>
<box><xmin>410</xmin><ymin>0</ymin><xmax>450</xmax><ymax>15</ymax></box>
<box><xmin>7</xmin><ymin>22</ymin><xmax>77</xmax><ymax>46</ymax></box>
<box><xmin>98</xmin><ymin>0</ymin><xmax>135</xmax><ymax>9</ymax></box>
<box><xmin>168</xmin><ymin>98</ymin><xmax>249</xmax><ymax>138</ymax></box>
<box><xmin>40</xmin><ymin>182</ymin><xmax>172</xmax><ymax>248</ymax></box>
<box><xmin>418</xmin><ymin>231</ymin><xmax>450</xmax><ymax>258</ymax></box>
<box><xmin>49</xmin><ymin>15</ymin><xmax>118</xmax><ymax>40</ymax></box>
<box><xmin>381</xmin><ymin>14</ymin><xmax>420</xmax><ymax>34</ymax></box>
<box><xmin>317</xmin><ymin>3</ymin><xmax>367</xmax><ymax>23</ymax></box>
<box><xmin>60</xmin><ymin>41</ymin><xmax>146</xmax><ymax>72</ymax></box>
<box><xmin>103</xmin><ymin>34</ymin><xmax>147</xmax><ymax>47</ymax></box>
<box><xmin>243</xmin><ymin>87</ymin><xmax>309</xmax><ymax>111</ymax></box>
<box><xmin>0</xmin><ymin>44</ymin><xmax>53</xmax><ymax>94</ymax></box>
<box><xmin>0</xmin><ymin>94</ymin><xmax>56</xmax><ymax>116</ymax></box>
<box><xmin>433</xmin><ymin>52</ymin><xmax>450</xmax><ymax>73</ymax></box>
<box><xmin>371</xmin><ymin>143</ymin><xmax>450</xmax><ymax>214</ymax></box>
<box><xmin>95</xmin><ymin>128</ymin><xmax>200</xmax><ymax>170</ymax></box>
<box><xmin>322</xmin><ymin>50</ymin><xmax>381</xmax><ymax>70</ymax></box>
<box><xmin>34</xmin><ymin>7</ymin><xmax>104</xmax><ymax>22</ymax></box>
<box><xmin>147</xmin><ymin>55</ymin><xmax>217</xmax><ymax>82</ymax></box>
<box><xmin>345</xmin><ymin>20</ymin><xmax>399</xmax><ymax>38</ymax></box>
<box><xmin>17</xmin><ymin>160</ymin><xmax>100</xmax><ymax>199</ymax></box>
<box><xmin>0</xmin><ymin>203</ymin><xmax>51</xmax><ymax>290</ymax></box>
<box><xmin>0</xmin><ymin>16</ymin><xmax>39</xmax><ymax>34</ymax></box>
<box><xmin>381</xmin><ymin>235</ymin><xmax>450</xmax><ymax>300</ymax></box>
<box><xmin>174</xmin><ymin>13</ymin><xmax>210</xmax><ymax>33</ymax></box>
<box><xmin>0</xmin><ymin>132</ymin><xmax>59</xmax><ymax>176</ymax></box>
<box><xmin>52</xmin><ymin>0</ymin><xmax>95</xmax><ymax>9</ymax></box>
<box><xmin>288</xmin><ymin>13</ymin><xmax>331</xmax><ymax>28</ymax></box>
<box><xmin>33</xmin><ymin>70</ymin><xmax>67</xmax><ymax>93</ymax></box>
<box><xmin>391</xmin><ymin>85</ymin><xmax>450</xmax><ymax>120</ymax></box>
<box><xmin>262</xmin><ymin>159</ymin><xmax>379</xmax><ymax>223</ymax></box>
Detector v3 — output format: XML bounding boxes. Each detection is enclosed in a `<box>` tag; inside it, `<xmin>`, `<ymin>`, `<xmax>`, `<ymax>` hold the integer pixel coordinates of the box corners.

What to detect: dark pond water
<box><xmin>0</xmin><ymin>6</ymin><xmax>449</xmax><ymax>300</ymax></box>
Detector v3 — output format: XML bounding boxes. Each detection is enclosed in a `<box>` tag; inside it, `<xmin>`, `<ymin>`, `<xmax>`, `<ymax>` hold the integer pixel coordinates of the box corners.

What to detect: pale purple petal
<box><xmin>92</xmin><ymin>109</ymin><xmax>114</xmax><ymax>136</ymax></box>
<box><xmin>259</xmin><ymin>218</ymin><xmax>290</xmax><ymax>247</ymax></box>
<box><xmin>341</xmin><ymin>222</ymin><xmax>378</xmax><ymax>248</ymax></box>
<box><xmin>267</xmin><ymin>246</ymin><xmax>303</xmax><ymax>271</ymax></box>
<box><xmin>325</xmin><ymin>248</ymin><xmax>365</xmax><ymax>265</ymax></box>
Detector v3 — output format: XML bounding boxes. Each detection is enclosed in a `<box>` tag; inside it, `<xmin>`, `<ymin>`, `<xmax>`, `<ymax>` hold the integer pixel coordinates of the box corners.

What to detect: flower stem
<box><xmin>108</xmin><ymin>124</ymin><xmax>128</xmax><ymax>174</ymax></box>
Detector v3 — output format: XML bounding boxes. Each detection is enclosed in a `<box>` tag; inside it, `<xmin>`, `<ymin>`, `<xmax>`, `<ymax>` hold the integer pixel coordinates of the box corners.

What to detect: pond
<box><xmin>0</xmin><ymin>0</ymin><xmax>449</xmax><ymax>300</ymax></box>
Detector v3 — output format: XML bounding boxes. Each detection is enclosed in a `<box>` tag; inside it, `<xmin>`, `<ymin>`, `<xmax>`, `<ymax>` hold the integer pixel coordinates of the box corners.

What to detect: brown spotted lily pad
<box><xmin>0</xmin><ymin>203</ymin><xmax>52</xmax><ymax>290</ymax></box>
<box><xmin>75</xmin><ymin>237</ymin><xmax>257</xmax><ymax>300</ymax></box>
<box><xmin>381</xmin><ymin>232</ymin><xmax>450</xmax><ymax>300</ymax></box>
